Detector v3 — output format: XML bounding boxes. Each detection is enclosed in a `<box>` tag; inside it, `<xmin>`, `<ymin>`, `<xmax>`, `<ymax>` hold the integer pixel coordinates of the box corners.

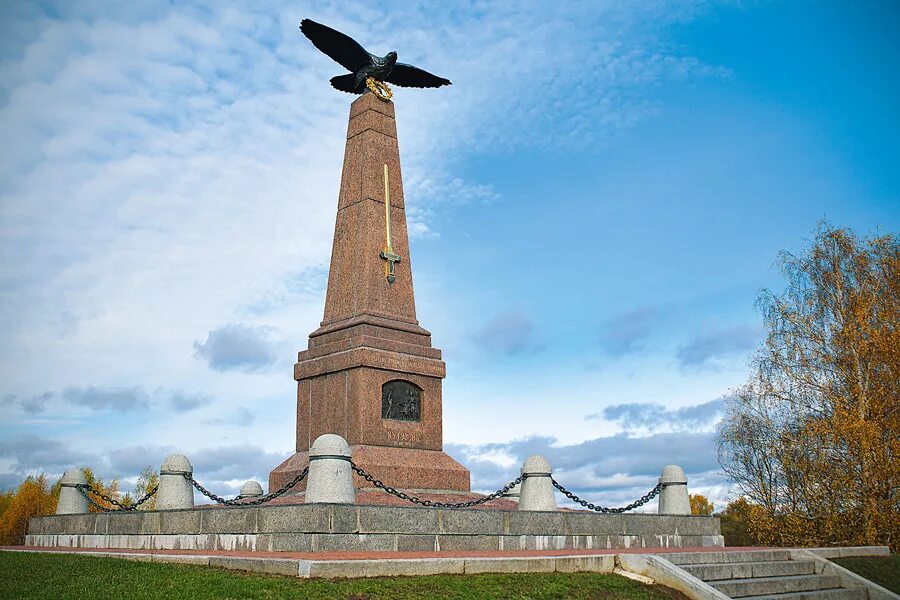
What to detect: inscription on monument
<box><xmin>381</xmin><ymin>380</ymin><xmax>421</xmax><ymax>422</ymax></box>
<box><xmin>386</xmin><ymin>430</ymin><xmax>422</xmax><ymax>445</ymax></box>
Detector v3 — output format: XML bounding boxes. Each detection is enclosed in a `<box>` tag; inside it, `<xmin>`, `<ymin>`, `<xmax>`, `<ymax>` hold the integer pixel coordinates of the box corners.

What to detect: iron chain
<box><xmin>75</xmin><ymin>483</ymin><xmax>158</xmax><ymax>513</ymax></box>
<box><xmin>351</xmin><ymin>462</ymin><xmax>523</xmax><ymax>509</ymax></box>
<box><xmin>551</xmin><ymin>478</ymin><xmax>661</xmax><ymax>513</ymax></box>
<box><xmin>184</xmin><ymin>467</ymin><xmax>309</xmax><ymax>507</ymax></box>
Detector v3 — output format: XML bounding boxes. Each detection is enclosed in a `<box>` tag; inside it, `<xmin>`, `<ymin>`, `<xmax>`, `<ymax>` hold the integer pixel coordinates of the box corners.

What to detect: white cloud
<box><xmin>0</xmin><ymin>1</ymin><xmax>733</xmax><ymax>498</ymax></box>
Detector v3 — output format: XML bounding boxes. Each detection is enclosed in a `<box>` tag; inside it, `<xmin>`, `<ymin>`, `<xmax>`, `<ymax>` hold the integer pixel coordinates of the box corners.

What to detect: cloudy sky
<box><xmin>1</xmin><ymin>1</ymin><xmax>898</xmax><ymax>511</ymax></box>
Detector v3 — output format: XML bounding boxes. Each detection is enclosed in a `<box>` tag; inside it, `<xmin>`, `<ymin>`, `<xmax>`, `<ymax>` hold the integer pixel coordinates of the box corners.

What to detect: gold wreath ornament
<box><xmin>366</xmin><ymin>77</ymin><xmax>393</xmax><ymax>101</ymax></box>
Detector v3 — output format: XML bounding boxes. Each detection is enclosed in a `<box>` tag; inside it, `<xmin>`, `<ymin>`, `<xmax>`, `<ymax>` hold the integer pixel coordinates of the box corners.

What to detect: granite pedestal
<box><xmin>27</xmin><ymin>504</ymin><xmax>723</xmax><ymax>553</ymax></box>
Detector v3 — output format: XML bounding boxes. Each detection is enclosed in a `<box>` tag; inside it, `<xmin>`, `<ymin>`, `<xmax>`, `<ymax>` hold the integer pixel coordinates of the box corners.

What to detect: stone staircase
<box><xmin>665</xmin><ymin>550</ymin><xmax>865</xmax><ymax>600</ymax></box>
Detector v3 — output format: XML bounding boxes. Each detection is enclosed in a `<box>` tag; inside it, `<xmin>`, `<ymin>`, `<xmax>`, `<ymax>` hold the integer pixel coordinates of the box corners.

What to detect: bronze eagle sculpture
<box><xmin>300</xmin><ymin>19</ymin><xmax>451</xmax><ymax>94</ymax></box>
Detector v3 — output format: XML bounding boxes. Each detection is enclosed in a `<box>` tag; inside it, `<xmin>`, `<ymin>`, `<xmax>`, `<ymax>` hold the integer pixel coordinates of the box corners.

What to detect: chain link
<box><xmin>184</xmin><ymin>467</ymin><xmax>309</xmax><ymax>507</ymax></box>
<box><xmin>75</xmin><ymin>484</ymin><xmax>158</xmax><ymax>512</ymax></box>
<box><xmin>75</xmin><ymin>465</ymin><xmax>660</xmax><ymax>514</ymax></box>
<box><xmin>351</xmin><ymin>462</ymin><xmax>523</xmax><ymax>509</ymax></box>
<box><xmin>551</xmin><ymin>478</ymin><xmax>661</xmax><ymax>513</ymax></box>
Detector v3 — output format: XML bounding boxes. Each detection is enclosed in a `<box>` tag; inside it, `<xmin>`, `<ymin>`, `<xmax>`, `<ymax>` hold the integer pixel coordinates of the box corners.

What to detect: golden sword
<box><xmin>379</xmin><ymin>163</ymin><xmax>401</xmax><ymax>284</ymax></box>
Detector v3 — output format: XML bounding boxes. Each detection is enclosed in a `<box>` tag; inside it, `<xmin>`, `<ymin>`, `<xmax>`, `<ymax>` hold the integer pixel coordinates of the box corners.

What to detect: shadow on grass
<box><xmin>833</xmin><ymin>554</ymin><xmax>900</xmax><ymax>594</ymax></box>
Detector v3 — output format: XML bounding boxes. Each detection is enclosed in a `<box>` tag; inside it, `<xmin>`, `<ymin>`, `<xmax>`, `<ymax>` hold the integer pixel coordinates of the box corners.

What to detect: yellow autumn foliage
<box><xmin>690</xmin><ymin>494</ymin><xmax>714</xmax><ymax>516</ymax></box>
<box><xmin>0</xmin><ymin>475</ymin><xmax>58</xmax><ymax>545</ymax></box>
<box><xmin>718</xmin><ymin>224</ymin><xmax>900</xmax><ymax>550</ymax></box>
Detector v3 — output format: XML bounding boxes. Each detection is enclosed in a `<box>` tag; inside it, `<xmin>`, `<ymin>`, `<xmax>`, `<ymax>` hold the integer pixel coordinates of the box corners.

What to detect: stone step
<box><xmin>682</xmin><ymin>559</ymin><xmax>816</xmax><ymax>581</ymax></box>
<box><xmin>681</xmin><ymin>560</ymin><xmax>816</xmax><ymax>581</ymax></box>
<box><xmin>711</xmin><ymin>574</ymin><xmax>843</xmax><ymax>598</ymax></box>
<box><xmin>664</xmin><ymin>550</ymin><xmax>793</xmax><ymax>566</ymax></box>
<box><xmin>747</xmin><ymin>587</ymin><xmax>866</xmax><ymax>600</ymax></box>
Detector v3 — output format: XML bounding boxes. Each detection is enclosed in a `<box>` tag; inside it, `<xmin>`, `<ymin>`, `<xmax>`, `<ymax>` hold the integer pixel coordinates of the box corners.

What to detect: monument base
<box><xmin>269</xmin><ymin>445</ymin><xmax>471</xmax><ymax>493</ymax></box>
<box><xmin>27</xmin><ymin>504</ymin><xmax>723</xmax><ymax>553</ymax></box>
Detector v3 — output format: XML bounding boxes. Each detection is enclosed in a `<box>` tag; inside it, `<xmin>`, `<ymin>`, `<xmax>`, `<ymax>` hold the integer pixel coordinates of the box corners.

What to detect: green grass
<box><xmin>0</xmin><ymin>551</ymin><xmax>689</xmax><ymax>600</ymax></box>
<box><xmin>833</xmin><ymin>554</ymin><xmax>900</xmax><ymax>594</ymax></box>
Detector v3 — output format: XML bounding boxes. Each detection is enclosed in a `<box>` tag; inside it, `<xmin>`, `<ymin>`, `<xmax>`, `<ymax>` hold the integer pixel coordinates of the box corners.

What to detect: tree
<box><xmin>718</xmin><ymin>223</ymin><xmax>900</xmax><ymax>550</ymax></box>
<box><xmin>81</xmin><ymin>467</ymin><xmax>122</xmax><ymax>512</ymax></box>
<box><xmin>131</xmin><ymin>465</ymin><xmax>158</xmax><ymax>511</ymax></box>
<box><xmin>0</xmin><ymin>475</ymin><xmax>58</xmax><ymax>545</ymax></box>
<box><xmin>690</xmin><ymin>494</ymin><xmax>714</xmax><ymax>516</ymax></box>
<box><xmin>718</xmin><ymin>497</ymin><xmax>758</xmax><ymax>547</ymax></box>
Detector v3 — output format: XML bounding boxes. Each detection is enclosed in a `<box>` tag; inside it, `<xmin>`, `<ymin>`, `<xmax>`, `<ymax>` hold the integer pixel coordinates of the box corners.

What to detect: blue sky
<box><xmin>1</xmin><ymin>1</ymin><xmax>897</xmax><ymax>510</ymax></box>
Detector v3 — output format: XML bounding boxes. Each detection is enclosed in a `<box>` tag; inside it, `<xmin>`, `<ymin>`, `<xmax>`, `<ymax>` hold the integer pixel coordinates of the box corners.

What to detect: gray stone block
<box><xmin>141</xmin><ymin>512</ymin><xmax>160</xmax><ymax>535</ymax></box>
<box><xmin>106</xmin><ymin>513</ymin><xmax>144</xmax><ymax>535</ymax></box>
<box><xmin>200</xmin><ymin>507</ymin><xmax>258</xmax><ymax>534</ymax></box>
<box><xmin>158</xmin><ymin>510</ymin><xmax>201</xmax><ymax>534</ymax></box>
<box><xmin>812</xmin><ymin>546</ymin><xmax>891</xmax><ymax>558</ymax></box>
<box><xmin>622</xmin><ymin>515</ymin><xmax>672</xmax><ymax>536</ymax></box>
<box><xmin>329</xmin><ymin>504</ymin><xmax>358</xmax><ymax>532</ymax></box>
<box><xmin>258</xmin><ymin>505</ymin><xmax>331</xmax><ymax>533</ymax></box>
<box><xmin>268</xmin><ymin>533</ymin><xmax>314</xmax><ymax>552</ymax></box>
<box><xmin>43</xmin><ymin>514</ymin><xmax>96</xmax><ymax>535</ymax></box>
<box><xmin>555</xmin><ymin>554</ymin><xmax>615</xmax><ymax>573</ymax></box>
<box><xmin>676</xmin><ymin>517</ymin><xmax>721</xmax><ymax>536</ymax></box>
<box><xmin>665</xmin><ymin>550</ymin><xmax>793</xmax><ymax>565</ymax></box>
<box><xmin>105</xmin><ymin>534</ymin><xmax>148</xmax><ymax>549</ymax></box>
<box><xmin>752</xmin><ymin>560</ymin><xmax>816</xmax><ymax>579</ymax></box>
<box><xmin>565</xmin><ymin>513</ymin><xmax>621</xmax><ymax>535</ymax></box>
<box><xmin>209</xmin><ymin>556</ymin><xmax>299</xmax><ymax>577</ymax></box>
<box><xmin>685</xmin><ymin>562</ymin><xmax>751</xmax><ymax>581</ymax></box>
<box><xmin>26</xmin><ymin>517</ymin><xmax>44</xmax><ymax>536</ymax></box>
<box><xmin>396</xmin><ymin>534</ymin><xmax>438</xmax><ymax>552</ymax></box>
<box><xmin>750</xmin><ymin>590</ymin><xmax>865</xmax><ymax>600</ymax></box>
<box><xmin>213</xmin><ymin>533</ymin><xmax>260</xmax><ymax>551</ymax></box>
<box><xmin>464</xmin><ymin>557</ymin><xmax>556</xmax><ymax>574</ymax></box>
<box><xmin>439</xmin><ymin>508</ymin><xmax>505</xmax><ymax>535</ymax></box>
<box><xmin>436</xmin><ymin>534</ymin><xmax>500</xmax><ymax>552</ymax></box>
<box><xmin>356</xmin><ymin>505</ymin><xmax>438</xmax><ymax>534</ymax></box>
<box><xmin>311</xmin><ymin>533</ymin><xmax>396</xmax><ymax>552</ymax></box>
<box><xmin>93</xmin><ymin>514</ymin><xmax>109</xmax><ymax>535</ymax></box>
<box><xmin>507</xmin><ymin>511</ymin><xmax>569</xmax><ymax>535</ymax></box>
<box><xmin>519</xmin><ymin>534</ymin><xmax>573</xmax><ymax>551</ymax></box>
<box><xmin>151</xmin><ymin>554</ymin><xmax>211</xmax><ymax>566</ymax></box>
<box><xmin>300</xmin><ymin>558</ymin><xmax>465</xmax><ymax>578</ymax></box>
<box><xmin>712</xmin><ymin>574</ymin><xmax>842</xmax><ymax>598</ymax></box>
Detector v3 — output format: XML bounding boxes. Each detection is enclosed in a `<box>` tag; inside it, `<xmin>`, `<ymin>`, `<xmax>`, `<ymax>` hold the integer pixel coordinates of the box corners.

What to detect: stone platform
<box><xmin>26</xmin><ymin>503</ymin><xmax>723</xmax><ymax>553</ymax></box>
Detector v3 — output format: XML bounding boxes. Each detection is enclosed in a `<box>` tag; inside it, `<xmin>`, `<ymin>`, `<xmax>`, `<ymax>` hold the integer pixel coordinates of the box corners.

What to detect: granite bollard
<box><xmin>502</xmin><ymin>481</ymin><xmax>521</xmax><ymax>503</ymax></box>
<box><xmin>518</xmin><ymin>455</ymin><xmax>556</xmax><ymax>511</ymax></box>
<box><xmin>240</xmin><ymin>481</ymin><xmax>264</xmax><ymax>499</ymax></box>
<box><xmin>56</xmin><ymin>469</ymin><xmax>89</xmax><ymax>515</ymax></box>
<box><xmin>157</xmin><ymin>453</ymin><xmax>194</xmax><ymax>510</ymax></box>
<box><xmin>658</xmin><ymin>464</ymin><xmax>691</xmax><ymax>515</ymax></box>
<box><xmin>305</xmin><ymin>434</ymin><xmax>355</xmax><ymax>504</ymax></box>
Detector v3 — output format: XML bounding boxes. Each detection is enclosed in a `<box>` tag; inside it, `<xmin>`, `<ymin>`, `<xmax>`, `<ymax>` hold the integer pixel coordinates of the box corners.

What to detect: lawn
<box><xmin>0</xmin><ymin>551</ymin><xmax>688</xmax><ymax>600</ymax></box>
<box><xmin>834</xmin><ymin>554</ymin><xmax>900</xmax><ymax>594</ymax></box>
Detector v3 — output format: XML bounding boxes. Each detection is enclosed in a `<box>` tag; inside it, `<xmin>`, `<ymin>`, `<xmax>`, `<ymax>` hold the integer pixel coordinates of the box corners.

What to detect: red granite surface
<box><xmin>270</xmin><ymin>92</ymin><xmax>470</xmax><ymax>493</ymax></box>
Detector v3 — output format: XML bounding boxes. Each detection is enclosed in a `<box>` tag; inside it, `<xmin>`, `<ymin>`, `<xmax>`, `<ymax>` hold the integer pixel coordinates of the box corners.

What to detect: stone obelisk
<box><xmin>270</xmin><ymin>92</ymin><xmax>470</xmax><ymax>493</ymax></box>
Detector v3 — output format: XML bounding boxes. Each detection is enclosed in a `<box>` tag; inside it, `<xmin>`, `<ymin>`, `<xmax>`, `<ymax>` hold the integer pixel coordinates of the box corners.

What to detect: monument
<box><xmin>25</xmin><ymin>19</ymin><xmax>723</xmax><ymax>558</ymax></box>
<box><xmin>269</xmin><ymin>19</ymin><xmax>470</xmax><ymax>494</ymax></box>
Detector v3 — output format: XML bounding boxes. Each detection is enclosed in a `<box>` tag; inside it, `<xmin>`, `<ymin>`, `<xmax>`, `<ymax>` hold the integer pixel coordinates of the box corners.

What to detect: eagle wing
<box><xmin>386</xmin><ymin>63</ymin><xmax>451</xmax><ymax>88</ymax></box>
<box><xmin>300</xmin><ymin>19</ymin><xmax>372</xmax><ymax>73</ymax></box>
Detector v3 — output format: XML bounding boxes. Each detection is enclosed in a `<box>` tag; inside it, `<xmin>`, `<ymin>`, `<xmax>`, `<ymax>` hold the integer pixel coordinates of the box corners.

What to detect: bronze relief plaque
<box><xmin>381</xmin><ymin>380</ymin><xmax>421</xmax><ymax>422</ymax></box>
